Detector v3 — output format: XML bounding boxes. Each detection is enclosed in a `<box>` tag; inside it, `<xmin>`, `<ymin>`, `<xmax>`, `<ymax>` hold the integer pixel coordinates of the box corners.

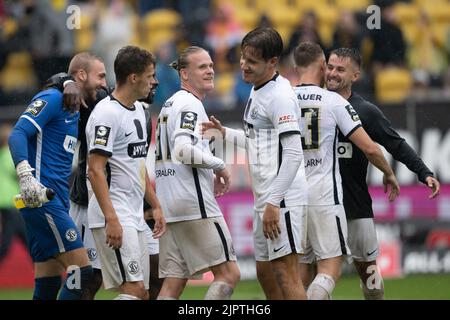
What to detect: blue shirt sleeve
<box><xmin>8</xmin><ymin>89</ymin><xmax>62</xmax><ymax>166</ymax></box>
<box><xmin>8</xmin><ymin>118</ymin><xmax>39</xmax><ymax>166</ymax></box>
<box><xmin>21</xmin><ymin>89</ymin><xmax>62</xmax><ymax>131</ymax></box>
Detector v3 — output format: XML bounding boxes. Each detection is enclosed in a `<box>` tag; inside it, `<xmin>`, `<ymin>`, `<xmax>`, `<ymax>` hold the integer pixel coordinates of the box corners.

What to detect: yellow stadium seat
<box><xmin>394</xmin><ymin>3</ymin><xmax>420</xmax><ymax>26</ymax></box>
<box><xmin>375</xmin><ymin>68</ymin><xmax>412</xmax><ymax>104</ymax></box>
<box><xmin>215</xmin><ymin>72</ymin><xmax>235</xmax><ymax>96</ymax></box>
<box><xmin>142</xmin><ymin>29</ymin><xmax>177</xmax><ymax>53</ymax></box>
<box><xmin>266</xmin><ymin>5</ymin><xmax>300</xmax><ymax>30</ymax></box>
<box><xmin>0</xmin><ymin>52</ymin><xmax>37</xmax><ymax>91</ymax></box>
<box><xmin>3</xmin><ymin>17</ymin><xmax>18</xmax><ymax>38</ymax></box>
<box><xmin>293</xmin><ymin>0</ymin><xmax>328</xmax><ymax>11</ymax></box>
<box><xmin>74</xmin><ymin>15</ymin><xmax>95</xmax><ymax>52</ymax></box>
<box><xmin>422</xmin><ymin>3</ymin><xmax>450</xmax><ymax>24</ymax></box>
<box><xmin>224</xmin><ymin>0</ymin><xmax>252</xmax><ymax>9</ymax></box>
<box><xmin>143</xmin><ymin>8</ymin><xmax>181</xmax><ymax>31</ymax></box>
<box><xmin>234</xmin><ymin>9</ymin><xmax>260</xmax><ymax>31</ymax></box>
<box><xmin>430</xmin><ymin>23</ymin><xmax>450</xmax><ymax>48</ymax></box>
<box><xmin>335</xmin><ymin>0</ymin><xmax>370</xmax><ymax>12</ymax></box>
<box><xmin>399</xmin><ymin>23</ymin><xmax>418</xmax><ymax>44</ymax></box>
<box><xmin>315</xmin><ymin>5</ymin><xmax>339</xmax><ymax>47</ymax></box>
<box><xmin>414</xmin><ymin>0</ymin><xmax>449</xmax><ymax>8</ymax></box>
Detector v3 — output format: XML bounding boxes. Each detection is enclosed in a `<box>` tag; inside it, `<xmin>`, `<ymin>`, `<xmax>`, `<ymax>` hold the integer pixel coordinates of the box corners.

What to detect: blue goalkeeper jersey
<box><xmin>9</xmin><ymin>88</ymin><xmax>79</xmax><ymax>209</ymax></box>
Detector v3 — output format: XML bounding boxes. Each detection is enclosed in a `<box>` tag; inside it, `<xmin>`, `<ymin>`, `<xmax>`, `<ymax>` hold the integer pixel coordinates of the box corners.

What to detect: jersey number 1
<box><xmin>155</xmin><ymin>115</ymin><xmax>171</xmax><ymax>161</ymax></box>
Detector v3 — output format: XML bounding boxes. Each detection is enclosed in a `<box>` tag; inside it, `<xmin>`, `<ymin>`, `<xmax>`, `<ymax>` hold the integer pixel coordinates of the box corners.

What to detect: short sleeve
<box><xmin>87</xmin><ymin>105</ymin><xmax>119</xmax><ymax>157</ymax></box>
<box><xmin>172</xmin><ymin>101</ymin><xmax>204</xmax><ymax>141</ymax></box>
<box><xmin>332</xmin><ymin>95</ymin><xmax>362</xmax><ymax>137</ymax></box>
<box><xmin>269</xmin><ymin>95</ymin><xmax>301</xmax><ymax>135</ymax></box>
<box><xmin>21</xmin><ymin>90</ymin><xmax>61</xmax><ymax>132</ymax></box>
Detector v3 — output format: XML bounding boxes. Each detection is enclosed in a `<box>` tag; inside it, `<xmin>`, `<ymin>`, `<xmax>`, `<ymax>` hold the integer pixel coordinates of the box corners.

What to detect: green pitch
<box><xmin>0</xmin><ymin>274</ymin><xmax>449</xmax><ymax>300</ymax></box>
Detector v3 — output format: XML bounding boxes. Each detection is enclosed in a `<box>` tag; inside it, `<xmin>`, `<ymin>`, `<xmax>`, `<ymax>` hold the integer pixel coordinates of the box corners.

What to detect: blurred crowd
<box><xmin>1</xmin><ymin>0</ymin><xmax>450</xmax><ymax>110</ymax></box>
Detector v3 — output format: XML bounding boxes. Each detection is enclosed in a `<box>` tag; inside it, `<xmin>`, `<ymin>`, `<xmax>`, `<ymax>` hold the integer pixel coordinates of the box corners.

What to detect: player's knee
<box><xmin>307</xmin><ymin>273</ymin><xmax>335</xmax><ymax>300</ymax></box>
<box><xmin>212</xmin><ymin>261</ymin><xmax>240</xmax><ymax>288</ymax></box>
<box><xmin>228</xmin><ymin>263</ymin><xmax>241</xmax><ymax>287</ymax></box>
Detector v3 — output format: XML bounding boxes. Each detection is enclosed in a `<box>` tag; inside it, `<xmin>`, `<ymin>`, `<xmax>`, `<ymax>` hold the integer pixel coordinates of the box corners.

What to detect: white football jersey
<box><xmin>155</xmin><ymin>90</ymin><xmax>223</xmax><ymax>222</ymax></box>
<box><xmin>244</xmin><ymin>74</ymin><xmax>308</xmax><ymax>212</ymax></box>
<box><xmin>293</xmin><ymin>85</ymin><xmax>362</xmax><ymax>205</ymax></box>
<box><xmin>86</xmin><ymin>95</ymin><xmax>148</xmax><ymax>231</ymax></box>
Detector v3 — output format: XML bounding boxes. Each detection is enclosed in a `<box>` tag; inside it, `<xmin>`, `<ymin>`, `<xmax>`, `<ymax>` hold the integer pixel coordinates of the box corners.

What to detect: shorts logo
<box><xmin>180</xmin><ymin>112</ymin><xmax>197</xmax><ymax>131</ymax></box>
<box><xmin>87</xmin><ymin>248</ymin><xmax>97</xmax><ymax>261</ymax></box>
<box><xmin>94</xmin><ymin>125</ymin><xmax>111</xmax><ymax>146</ymax></box>
<box><xmin>26</xmin><ymin>99</ymin><xmax>48</xmax><ymax>116</ymax></box>
<box><xmin>345</xmin><ymin>104</ymin><xmax>360</xmax><ymax>122</ymax></box>
<box><xmin>127</xmin><ymin>260</ymin><xmax>140</xmax><ymax>275</ymax></box>
<box><xmin>65</xmin><ymin>228</ymin><xmax>78</xmax><ymax>242</ymax></box>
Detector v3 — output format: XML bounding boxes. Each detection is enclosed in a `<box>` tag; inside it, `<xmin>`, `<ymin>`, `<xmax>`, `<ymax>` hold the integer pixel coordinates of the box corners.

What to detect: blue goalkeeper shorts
<box><xmin>20</xmin><ymin>201</ymin><xmax>84</xmax><ymax>262</ymax></box>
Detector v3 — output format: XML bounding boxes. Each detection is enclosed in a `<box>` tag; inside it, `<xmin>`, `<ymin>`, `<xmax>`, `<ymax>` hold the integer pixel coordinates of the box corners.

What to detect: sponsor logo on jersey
<box><xmin>87</xmin><ymin>248</ymin><xmax>97</xmax><ymax>261</ymax></box>
<box><xmin>26</xmin><ymin>99</ymin><xmax>48</xmax><ymax>116</ymax></box>
<box><xmin>305</xmin><ymin>158</ymin><xmax>323</xmax><ymax>167</ymax></box>
<box><xmin>128</xmin><ymin>141</ymin><xmax>148</xmax><ymax>158</ymax></box>
<box><xmin>65</xmin><ymin>228</ymin><xmax>78</xmax><ymax>242</ymax></box>
<box><xmin>180</xmin><ymin>111</ymin><xmax>197</xmax><ymax>131</ymax></box>
<box><xmin>278</xmin><ymin>114</ymin><xmax>296</xmax><ymax>125</ymax></box>
<box><xmin>155</xmin><ymin>169</ymin><xmax>176</xmax><ymax>178</ymax></box>
<box><xmin>127</xmin><ymin>260</ymin><xmax>139</xmax><ymax>275</ymax></box>
<box><xmin>345</xmin><ymin>104</ymin><xmax>360</xmax><ymax>121</ymax></box>
<box><xmin>337</xmin><ymin>142</ymin><xmax>353</xmax><ymax>158</ymax></box>
<box><xmin>63</xmin><ymin>135</ymin><xmax>77</xmax><ymax>154</ymax></box>
<box><xmin>94</xmin><ymin>125</ymin><xmax>111</xmax><ymax>146</ymax></box>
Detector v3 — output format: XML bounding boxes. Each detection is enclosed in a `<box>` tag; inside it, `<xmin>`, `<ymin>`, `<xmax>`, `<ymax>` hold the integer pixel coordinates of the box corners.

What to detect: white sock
<box><xmin>204</xmin><ymin>281</ymin><xmax>234</xmax><ymax>300</ymax></box>
<box><xmin>307</xmin><ymin>273</ymin><xmax>335</xmax><ymax>300</ymax></box>
<box><xmin>114</xmin><ymin>294</ymin><xmax>141</xmax><ymax>300</ymax></box>
<box><xmin>361</xmin><ymin>279</ymin><xmax>384</xmax><ymax>300</ymax></box>
<box><xmin>157</xmin><ymin>296</ymin><xmax>177</xmax><ymax>300</ymax></box>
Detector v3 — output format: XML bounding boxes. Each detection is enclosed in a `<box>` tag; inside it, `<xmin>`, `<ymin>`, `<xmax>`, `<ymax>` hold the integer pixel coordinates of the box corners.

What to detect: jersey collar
<box><xmin>254</xmin><ymin>72</ymin><xmax>279</xmax><ymax>91</ymax></box>
<box><xmin>180</xmin><ymin>88</ymin><xmax>202</xmax><ymax>101</ymax></box>
<box><xmin>295</xmin><ymin>83</ymin><xmax>318</xmax><ymax>87</ymax></box>
<box><xmin>109</xmin><ymin>94</ymin><xmax>136</xmax><ymax>111</ymax></box>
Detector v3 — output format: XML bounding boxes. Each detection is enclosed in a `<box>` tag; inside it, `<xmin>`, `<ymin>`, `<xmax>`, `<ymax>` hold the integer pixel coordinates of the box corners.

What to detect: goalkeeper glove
<box><xmin>16</xmin><ymin>160</ymin><xmax>48</xmax><ymax>208</ymax></box>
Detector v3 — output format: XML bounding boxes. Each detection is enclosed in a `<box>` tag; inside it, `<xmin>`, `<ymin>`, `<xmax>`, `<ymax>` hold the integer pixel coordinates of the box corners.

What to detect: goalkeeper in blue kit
<box><xmin>8</xmin><ymin>52</ymin><xmax>106</xmax><ymax>300</ymax></box>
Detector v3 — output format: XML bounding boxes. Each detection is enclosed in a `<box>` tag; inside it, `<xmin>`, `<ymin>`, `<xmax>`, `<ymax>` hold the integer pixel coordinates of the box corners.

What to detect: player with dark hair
<box><xmin>292</xmin><ymin>42</ymin><xmax>399</xmax><ymax>299</ymax></box>
<box><xmin>47</xmin><ymin>56</ymin><xmax>162</xmax><ymax>299</ymax></box>
<box><xmin>203</xmin><ymin>27</ymin><xmax>309</xmax><ymax>300</ymax></box>
<box><xmin>86</xmin><ymin>46</ymin><xmax>165</xmax><ymax>300</ymax></box>
<box><xmin>326</xmin><ymin>47</ymin><xmax>440</xmax><ymax>299</ymax></box>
